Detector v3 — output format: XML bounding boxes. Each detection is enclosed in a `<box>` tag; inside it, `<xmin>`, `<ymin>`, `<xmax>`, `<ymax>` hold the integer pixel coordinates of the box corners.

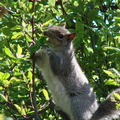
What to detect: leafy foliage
<box><xmin>0</xmin><ymin>0</ymin><xmax>120</xmax><ymax>119</ymax></box>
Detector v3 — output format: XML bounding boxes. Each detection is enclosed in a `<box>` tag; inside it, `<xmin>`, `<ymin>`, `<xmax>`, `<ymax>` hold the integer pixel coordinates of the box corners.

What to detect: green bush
<box><xmin>0</xmin><ymin>0</ymin><xmax>120</xmax><ymax>119</ymax></box>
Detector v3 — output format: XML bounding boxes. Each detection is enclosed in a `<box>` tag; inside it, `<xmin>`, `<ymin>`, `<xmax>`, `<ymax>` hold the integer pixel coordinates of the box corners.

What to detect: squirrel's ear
<box><xmin>59</xmin><ymin>22</ymin><xmax>66</xmax><ymax>28</ymax></box>
<box><xmin>67</xmin><ymin>33</ymin><xmax>76</xmax><ymax>42</ymax></box>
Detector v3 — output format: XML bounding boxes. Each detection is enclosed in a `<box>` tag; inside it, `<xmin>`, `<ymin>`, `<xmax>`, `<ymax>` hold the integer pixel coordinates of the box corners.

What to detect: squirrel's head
<box><xmin>43</xmin><ymin>23</ymin><xmax>76</xmax><ymax>47</ymax></box>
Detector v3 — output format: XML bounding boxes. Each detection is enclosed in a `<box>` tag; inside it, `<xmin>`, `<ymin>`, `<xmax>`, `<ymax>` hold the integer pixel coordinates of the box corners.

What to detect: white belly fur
<box><xmin>39</xmin><ymin>56</ymin><xmax>72</xmax><ymax>119</ymax></box>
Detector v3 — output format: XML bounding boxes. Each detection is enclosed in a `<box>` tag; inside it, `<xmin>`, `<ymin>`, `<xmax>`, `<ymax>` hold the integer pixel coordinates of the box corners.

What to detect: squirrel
<box><xmin>34</xmin><ymin>23</ymin><xmax>120</xmax><ymax>120</ymax></box>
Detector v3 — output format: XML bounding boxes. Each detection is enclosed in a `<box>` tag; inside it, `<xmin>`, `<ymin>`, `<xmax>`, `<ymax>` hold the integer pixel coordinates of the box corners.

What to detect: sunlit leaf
<box><xmin>103</xmin><ymin>70</ymin><xmax>112</xmax><ymax>75</ymax></box>
<box><xmin>28</xmin><ymin>71</ymin><xmax>32</xmax><ymax>81</ymax></box>
<box><xmin>42</xmin><ymin>19</ymin><xmax>53</xmax><ymax>27</ymax></box>
<box><xmin>103</xmin><ymin>46</ymin><xmax>120</xmax><ymax>52</ymax></box>
<box><xmin>103</xmin><ymin>70</ymin><xmax>119</xmax><ymax>78</ymax></box>
<box><xmin>14</xmin><ymin>104</ymin><xmax>21</xmax><ymax>113</ymax></box>
<box><xmin>17</xmin><ymin>44</ymin><xmax>22</xmax><ymax>58</ymax></box>
<box><xmin>48</xmin><ymin>0</ymin><xmax>55</xmax><ymax>6</ymax></box>
<box><xmin>22</xmin><ymin>20</ymin><xmax>26</xmax><ymax>28</ymax></box>
<box><xmin>0</xmin><ymin>93</ymin><xmax>7</xmax><ymax>101</ymax></box>
<box><xmin>11</xmin><ymin>25</ymin><xmax>22</xmax><ymax>30</ymax></box>
<box><xmin>0</xmin><ymin>72</ymin><xmax>4</xmax><ymax>79</ymax></box>
<box><xmin>113</xmin><ymin>93</ymin><xmax>120</xmax><ymax>101</ymax></box>
<box><xmin>2</xmin><ymin>73</ymin><xmax>10</xmax><ymax>80</ymax></box>
<box><xmin>42</xmin><ymin>89</ymin><xmax>49</xmax><ymax>100</ymax></box>
<box><xmin>25</xmin><ymin>34</ymin><xmax>32</xmax><ymax>42</ymax></box>
<box><xmin>4</xmin><ymin>48</ymin><xmax>15</xmax><ymax>59</ymax></box>
<box><xmin>114</xmin><ymin>17</ymin><xmax>120</xmax><ymax>20</ymax></box>
<box><xmin>105</xmin><ymin>79</ymin><xmax>119</xmax><ymax>86</ymax></box>
<box><xmin>2</xmin><ymin>80</ymin><xmax>10</xmax><ymax>87</ymax></box>
<box><xmin>0</xmin><ymin>3</ymin><xmax>5</xmax><ymax>6</ymax></box>
<box><xmin>11</xmin><ymin>32</ymin><xmax>23</xmax><ymax>39</ymax></box>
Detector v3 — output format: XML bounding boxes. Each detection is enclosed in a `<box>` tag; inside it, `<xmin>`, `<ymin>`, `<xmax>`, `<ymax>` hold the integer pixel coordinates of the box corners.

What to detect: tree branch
<box><xmin>59</xmin><ymin>0</ymin><xmax>67</xmax><ymax>16</ymax></box>
<box><xmin>58</xmin><ymin>0</ymin><xmax>75</xmax><ymax>29</ymax></box>
<box><xmin>29</xmin><ymin>0</ymin><xmax>41</xmax><ymax>120</ymax></box>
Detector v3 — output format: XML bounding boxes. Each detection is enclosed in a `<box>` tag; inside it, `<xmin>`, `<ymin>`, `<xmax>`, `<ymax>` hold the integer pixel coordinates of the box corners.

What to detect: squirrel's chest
<box><xmin>41</xmin><ymin>57</ymin><xmax>71</xmax><ymax>117</ymax></box>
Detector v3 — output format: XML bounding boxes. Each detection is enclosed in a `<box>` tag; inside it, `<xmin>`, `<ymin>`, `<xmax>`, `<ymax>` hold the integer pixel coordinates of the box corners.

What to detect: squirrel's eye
<box><xmin>58</xmin><ymin>34</ymin><xmax>64</xmax><ymax>39</ymax></box>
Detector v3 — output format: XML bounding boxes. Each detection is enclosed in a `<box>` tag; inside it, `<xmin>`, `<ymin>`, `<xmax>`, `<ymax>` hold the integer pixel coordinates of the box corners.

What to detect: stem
<box><xmin>31</xmin><ymin>1</ymin><xmax>35</xmax><ymax>43</ymax></box>
<box><xmin>59</xmin><ymin>0</ymin><xmax>75</xmax><ymax>29</ymax></box>
<box><xmin>30</xmin><ymin>0</ymin><xmax>40</xmax><ymax>119</ymax></box>
<box><xmin>59</xmin><ymin>0</ymin><xmax>67</xmax><ymax>16</ymax></box>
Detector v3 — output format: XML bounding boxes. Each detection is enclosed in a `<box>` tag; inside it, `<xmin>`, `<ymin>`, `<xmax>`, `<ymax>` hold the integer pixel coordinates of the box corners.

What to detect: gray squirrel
<box><xmin>34</xmin><ymin>23</ymin><xmax>120</xmax><ymax>120</ymax></box>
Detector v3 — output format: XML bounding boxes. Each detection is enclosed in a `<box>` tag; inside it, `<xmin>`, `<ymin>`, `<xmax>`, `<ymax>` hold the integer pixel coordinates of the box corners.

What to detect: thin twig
<box><xmin>59</xmin><ymin>0</ymin><xmax>75</xmax><ymax>29</ymax></box>
<box><xmin>59</xmin><ymin>0</ymin><xmax>67</xmax><ymax>15</ymax></box>
<box><xmin>17</xmin><ymin>100</ymin><xmax>70</xmax><ymax>120</ymax></box>
<box><xmin>24</xmin><ymin>31</ymin><xmax>32</xmax><ymax>40</ymax></box>
<box><xmin>30</xmin><ymin>0</ymin><xmax>40</xmax><ymax>120</ymax></box>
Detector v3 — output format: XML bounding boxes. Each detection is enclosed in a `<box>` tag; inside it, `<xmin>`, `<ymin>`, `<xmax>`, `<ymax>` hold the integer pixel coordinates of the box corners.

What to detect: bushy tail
<box><xmin>91</xmin><ymin>88</ymin><xmax>120</xmax><ymax>120</ymax></box>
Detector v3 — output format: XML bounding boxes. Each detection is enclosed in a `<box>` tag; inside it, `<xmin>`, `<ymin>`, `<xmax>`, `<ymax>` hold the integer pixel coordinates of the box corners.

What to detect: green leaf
<box><xmin>21</xmin><ymin>107</ymin><xmax>26</xmax><ymax>116</ymax></box>
<box><xmin>4</xmin><ymin>48</ymin><xmax>15</xmax><ymax>59</ymax></box>
<box><xmin>113</xmin><ymin>93</ymin><xmax>120</xmax><ymax>101</ymax></box>
<box><xmin>103</xmin><ymin>70</ymin><xmax>112</xmax><ymax>75</ymax></box>
<box><xmin>0</xmin><ymin>93</ymin><xmax>7</xmax><ymax>101</ymax></box>
<box><xmin>14</xmin><ymin>104</ymin><xmax>21</xmax><ymax>113</ymax></box>
<box><xmin>17</xmin><ymin>44</ymin><xmax>22</xmax><ymax>58</ymax></box>
<box><xmin>0</xmin><ymin>72</ymin><xmax>4</xmax><ymax>79</ymax></box>
<box><xmin>0</xmin><ymin>3</ymin><xmax>5</xmax><ymax>6</ymax></box>
<box><xmin>114</xmin><ymin>17</ymin><xmax>120</xmax><ymax>20</ymax></box>
<box><xmin>42</xmin><ymin>19</ymin><xmax>53</xmax><ymax>27</ymax></box>
<box><xmin>11</xmin><ymin>32</ymin><xmax>23</xmax><ymax>39</ymax></box>
<box><xmin>29</xmin><ymin>44</ymin><xmax>40</xmax><ymax>54</ymax></box>
<box><xmin>2</xmin><ymin>27</ymin><xmax>11</xmax><ymax>36</ymax></box>
<box><xmin>28</xmin><ymin>71</ymin><xmax>32</xmax><ymax>82</ymax></box>
<box><xmin>116</xmin><ymin>103</ymin><xmax>120</xmax><ymax>109</ymax></box>
<box><xmin>48</xmin><ymin>0</ymin><xmax>55</xmax><ymax>6</ymax></box>
<box><xmin>22</xmin><ymin>20</ymin><xmax>26</xmax><ymax>28</ymax></box>
<box><xmin>10</xmin><ymin>78</ymin><xmax>25</xmax><ymax>86</ymax></box>
<box><xmin>114</xmin><ymin>32</ymin><xmax>120</xmax><ymax>36</ymax></box>
<box><xmin>11</xmin><ymin>25</ymin><xmax>22</xmax><ymax>30</ymax></box>
<box><xmin>2</xmin><ymin>80</ymin><xmax>10</xmax><ymax>87</ymax></box>
<box><xmin>103</xmin><ymin>70</ymin><xmax>119</xmax><ymax>78</ymax></box>
<box><xmin>42</xmin><ymin>89</ymin><xmax>49</xmax><ymax>100</ymax></box>
<box><xmin>25</xmin><ymin>34</ymin><xmax>32</xmax><ymax>42</ymax></box>
<box><xmin>105</xmin><ymin>79</ymin><xmax>119</xmax><ymax>86</ymax></box>
<box><xmin>2</xmin><ymin>73</ymin><xmax>10</xmax><ymax>80</ymax></box>
<box><xmin>103</xmin><ymin>47</ymin><xmax>120</xmax><ymax>52</ymax></box>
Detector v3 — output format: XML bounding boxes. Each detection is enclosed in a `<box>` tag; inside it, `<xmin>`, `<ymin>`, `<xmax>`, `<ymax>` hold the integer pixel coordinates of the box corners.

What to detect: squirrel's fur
<box><xmin>35</xmin><ymin>23</ymin><xmax>120</xmax><ymax>120</ymax></box>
